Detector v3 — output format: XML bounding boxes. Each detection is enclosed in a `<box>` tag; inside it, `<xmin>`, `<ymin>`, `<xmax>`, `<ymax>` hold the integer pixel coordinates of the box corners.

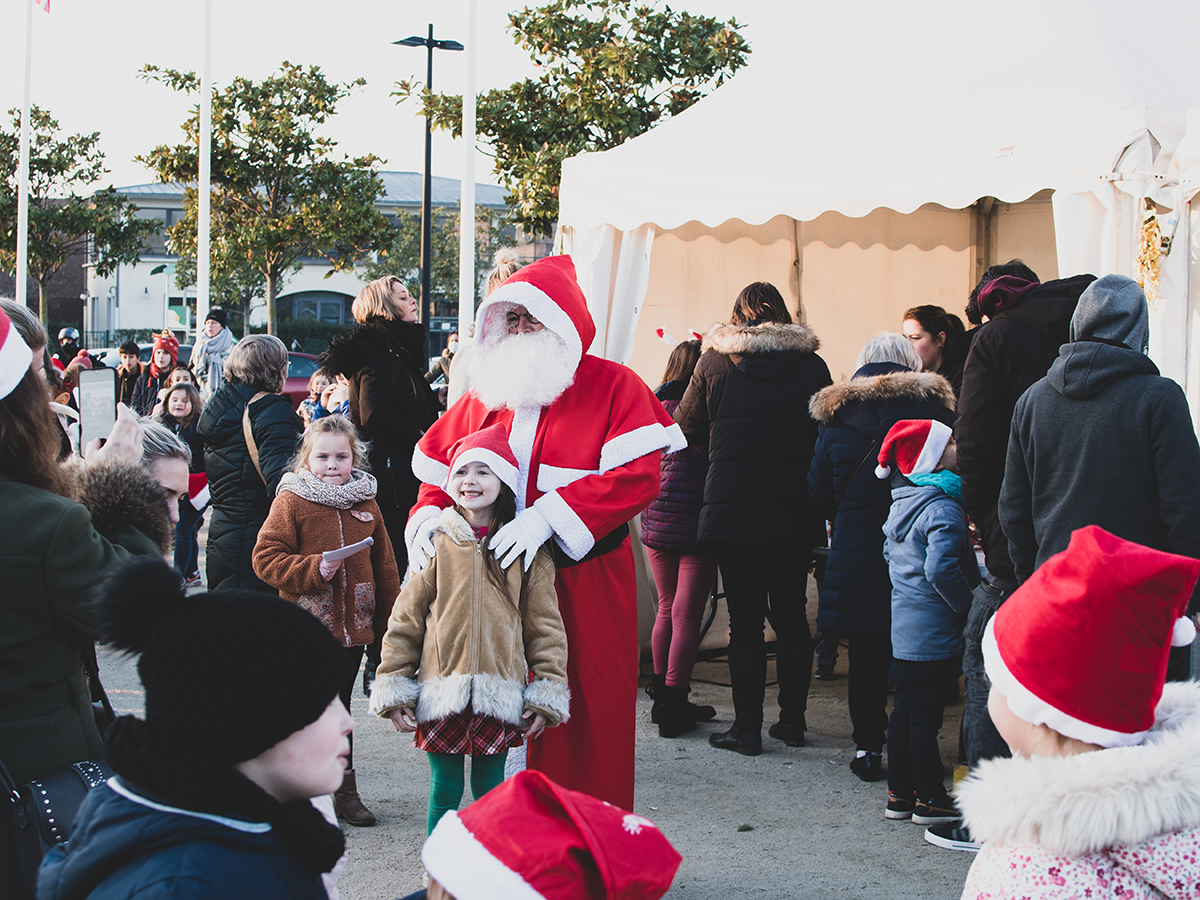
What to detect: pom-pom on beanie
<box><xmin>984</xmin><ymin>526</ymin><xmax>1200</xmax><ymax>748</ymax></box>
<box><xmin>875</xmin><ymin>418</ymin><xmax>953</xmax><ymax>479</ymax></box>
<box><xmin>94</xmin><ymin>557</ymin><xmax>348</xmax><ymax>763</ymax></box>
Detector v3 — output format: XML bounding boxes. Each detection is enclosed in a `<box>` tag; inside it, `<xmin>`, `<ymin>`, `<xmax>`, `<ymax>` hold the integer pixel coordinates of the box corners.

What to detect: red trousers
<box><xmin>526</xmin><ymin>539</ymin><xmax>638</xmax><ymax>809</ymax></box>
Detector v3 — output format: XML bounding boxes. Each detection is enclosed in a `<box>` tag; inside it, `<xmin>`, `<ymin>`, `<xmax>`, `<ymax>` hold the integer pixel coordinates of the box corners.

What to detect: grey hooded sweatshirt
<box><xmin>998</xmin><ymin>275</ymin><xmax>1200</xmax><ymax>612</ymax></box>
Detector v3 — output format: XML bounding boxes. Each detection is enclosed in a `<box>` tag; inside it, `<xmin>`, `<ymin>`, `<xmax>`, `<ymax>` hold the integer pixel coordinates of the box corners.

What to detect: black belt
<box><xmin>551</xmin><ymin>523</ymin><xmax>630</xmax><ymax>569</ymax></box>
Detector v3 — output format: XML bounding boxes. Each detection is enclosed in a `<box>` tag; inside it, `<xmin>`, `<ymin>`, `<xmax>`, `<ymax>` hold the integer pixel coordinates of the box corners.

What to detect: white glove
<box><xmin>408</xmin><ymin>515</ymin><xmax>440</xmax><ymax>572</ymax></box>
<box><xmin>490</xmin><ymin>507</ymin><xmax>554</xmax><ymax>571</ymax></box>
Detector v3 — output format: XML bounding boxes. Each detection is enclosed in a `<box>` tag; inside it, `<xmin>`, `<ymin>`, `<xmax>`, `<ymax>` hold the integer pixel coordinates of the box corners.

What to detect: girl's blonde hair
<box><xmin>484</xmin><ymin>248</ymin><xmax>523</xmax><ymax>297</ymax></box>
<box><xmin>293</xmin><ymin>415</ymin><xmax>369</xmax><ymax>474</ymax></box>
<box><xmin>352</xmin><ymin>276</ymin><xmax>407</xmax><ymax>324</ymax></box>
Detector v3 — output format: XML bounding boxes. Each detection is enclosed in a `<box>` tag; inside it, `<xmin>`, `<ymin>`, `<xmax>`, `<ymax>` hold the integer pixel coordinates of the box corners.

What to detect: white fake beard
<box><xmin>469</xmin><ymin>329</ymin><xmax>577</xmax><ymax>410</ymax></box>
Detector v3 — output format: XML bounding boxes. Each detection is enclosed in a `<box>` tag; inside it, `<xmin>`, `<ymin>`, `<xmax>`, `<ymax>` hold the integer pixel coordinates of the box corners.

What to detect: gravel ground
<box><xmin>94</xmin><ymin>522</ymin><xmax>977</xmax><ymax>898</ymax></box>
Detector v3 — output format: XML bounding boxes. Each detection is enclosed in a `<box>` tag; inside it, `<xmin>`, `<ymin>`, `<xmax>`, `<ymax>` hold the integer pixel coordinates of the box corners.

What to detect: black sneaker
<box><xmin>814</xmin><ymin>666</ymin><xmax>836</xmax><ymax>681</ymax></box>
<box><xmin>849</xmin><ymin>751</ymin><xmax>883</xmax><ymax>782</ymax></box>
<box><xmin>913</xmin><ymin>796</ymin><xmax>962</xmax><ymax>825</ymax></box>
<box><xmin>885</xmin><ymin>791</ymin><xmax>915</xmax><ymax>820</ymax></box>
<box><xmin>923</xmin><ymin>821</ymin><xmax>982</xmax><ymax>852</ymax></box>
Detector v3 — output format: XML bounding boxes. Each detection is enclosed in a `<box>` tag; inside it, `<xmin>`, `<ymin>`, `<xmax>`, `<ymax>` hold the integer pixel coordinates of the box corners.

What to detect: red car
<box><xmin>284</xmin><ymin>352</ymin><xmax>321</xmax><ymax>409</ymax></box>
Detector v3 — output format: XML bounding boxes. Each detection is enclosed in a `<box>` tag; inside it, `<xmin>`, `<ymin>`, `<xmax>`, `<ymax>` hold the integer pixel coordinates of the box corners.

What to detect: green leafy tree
<box><xmin>394</xmin><ymin>0</ymin><xmax>750</xmax><ymax>236</ymax></box>
<box><xmin>361</xmin><ymin>208</ymin><xmax>510</xmax><ymax>314</ymax></box>
<box><xmin>138</xmin><ymin>62</ymin><xmax>395</xmax><ymax>334</ymax></box>
<box><xmin>0</xmin><ymin>106</ymin><xmax>158</xmax><ymax>325</ymax></box>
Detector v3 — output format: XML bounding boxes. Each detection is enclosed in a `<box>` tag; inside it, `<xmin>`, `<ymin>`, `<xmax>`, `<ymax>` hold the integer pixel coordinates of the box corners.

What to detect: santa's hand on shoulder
<box><xmin>490</xmin><ymin>507</ymin><xmax>553</xmax><ymax>572</ymax></box>
<box><xmin>408</xmin><ymin>515</ymin><xmax>440</xmax><ymax>572</ymax></box>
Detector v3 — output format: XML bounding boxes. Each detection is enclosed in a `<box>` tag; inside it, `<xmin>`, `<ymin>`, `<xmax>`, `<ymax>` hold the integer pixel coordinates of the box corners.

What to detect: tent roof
<box><xmin>558</xmin><ymin>0</ymin><xmax>1199</xmax><ymax>232</ymax></box>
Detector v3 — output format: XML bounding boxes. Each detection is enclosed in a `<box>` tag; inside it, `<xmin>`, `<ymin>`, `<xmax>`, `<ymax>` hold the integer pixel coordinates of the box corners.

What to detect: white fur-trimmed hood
<box><xmin>958</xmin><ymin>681</ymin><xmax>1200</xmax><ymax>857</ymax></box>
<box><xmin>808</xmin><ymin>370</ymin><xmax>955</xmax><ymax>422</ymax></box>
<box><xmin>703</xmin><ymin>322</ymin><xmax>820</xmax><ymax>357</ymax></box>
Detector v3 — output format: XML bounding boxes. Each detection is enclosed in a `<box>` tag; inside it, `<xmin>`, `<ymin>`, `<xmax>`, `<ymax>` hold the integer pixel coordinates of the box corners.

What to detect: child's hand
<box><xmin>390</xmin><ymin>707</ymin><xmax>418</xmax><ymax>733</ymax></box>
<box><xmin>320</xmin><ymin>383</ymin><xmax>338</xmax><ymax>410</ymax></box>
<box><xmin>319</xmin><ymin>558</ymin><xmax>342</xmax><ymax>581</ymax></box>
<box><xmin>520</xmin><ymin>710</ymin><xmax>548</xmax><ymax>741</ymax></box>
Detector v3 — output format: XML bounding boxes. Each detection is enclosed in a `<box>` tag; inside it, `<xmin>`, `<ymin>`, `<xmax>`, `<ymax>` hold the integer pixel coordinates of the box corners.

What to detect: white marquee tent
<box><xmin>556</xmin><ymin>0</ymin><xmax>1200</xmax><ymax>418</ymax></box>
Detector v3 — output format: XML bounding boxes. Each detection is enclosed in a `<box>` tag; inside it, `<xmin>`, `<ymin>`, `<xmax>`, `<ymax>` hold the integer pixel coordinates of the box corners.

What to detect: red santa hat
<box><xmin>422</xmin><ymin>770</ymin><xmax>682</xmax><ymax>900</ymax></box>
<box><xmin>0</xmin><ymin>306</ymin><xmax>34</xmax><ymax>400</ymax></box>
<box><xmin>476</xmin><ymin>255</ymin><xmax>597</xmax><ymax>372</ymax></box>
<box><xmin>875</xmin><ymin>418</ymin><xmax>953</xmax><ymax>479</ymax></box>
<box><xmin>984</xmin><ymin>525</ymin><xmax>1199</xmax><ymax>748</ymax></box>
<box><xmin>445</xmin><ymin>424</ymin><xmax>520</xmax><ymax>498</ymax></box>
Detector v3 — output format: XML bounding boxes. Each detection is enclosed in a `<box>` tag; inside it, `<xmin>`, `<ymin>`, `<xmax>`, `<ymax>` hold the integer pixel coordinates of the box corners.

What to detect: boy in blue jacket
<box><xmin>876</xmin><ymin>419</ymin><xmax>979</xmax><ymax>825</ymax></box>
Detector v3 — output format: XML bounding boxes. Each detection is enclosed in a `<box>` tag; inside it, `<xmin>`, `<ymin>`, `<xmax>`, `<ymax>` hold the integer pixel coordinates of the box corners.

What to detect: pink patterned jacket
<box><xmin>959</xmin><ymin>682</ymin><xmax>1200</xmax><ymax>900</ymax></box>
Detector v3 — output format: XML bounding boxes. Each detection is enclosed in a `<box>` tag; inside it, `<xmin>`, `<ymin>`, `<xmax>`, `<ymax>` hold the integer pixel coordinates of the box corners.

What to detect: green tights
<box><xmin>426</xmin><ymin>751</ymin><xmax>508</xmax><ymax>835</ymax></box>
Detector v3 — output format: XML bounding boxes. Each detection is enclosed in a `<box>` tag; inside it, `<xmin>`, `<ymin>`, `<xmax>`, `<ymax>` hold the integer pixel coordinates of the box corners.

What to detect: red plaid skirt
<box><xmin>414</xmin><ymin>711</ymin><xmax>525</xmax><ymax>755</ymax></box>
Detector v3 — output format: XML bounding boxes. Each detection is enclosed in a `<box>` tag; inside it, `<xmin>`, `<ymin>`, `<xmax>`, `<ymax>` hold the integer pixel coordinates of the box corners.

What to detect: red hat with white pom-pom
<box><xmin>0</xmin><ymin>306</ymin><xmax>33</xmax><ymax>401</ymax></box>
<box><xmin>875</xmin><ymin>418</ymin><xmax>953</xmax><ymax>479</ymax></box>
<box><xmin>445</xmin><ymin>423</ymin><xmax>520</xmax><ymax>498</ymax></box>
<box><xmin>984</xmin><ymin>525</ymin><xmax>1199</xmax><ymax>748</ymax></box>
<box><xmin>422</xmin><ymin>769</ymin><xmax>682</xmax><ymax>900</ymax></box>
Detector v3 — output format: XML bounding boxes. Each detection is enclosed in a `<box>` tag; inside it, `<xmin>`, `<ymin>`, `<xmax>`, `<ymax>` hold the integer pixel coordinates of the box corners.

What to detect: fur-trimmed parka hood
<box><xmin>809</xmin><ymin>365</ymin><xmax>955</xmax><ymax>425</ymax></box>
<box><xmin>68</xmin><ymin>458</ymin><xmax>175</xmax><ymax>557</ymax></box>
<box><xmin>959</xmin><ymin>681</ymin><xmax>1200</xmax><ymax>857</ymax></box>
<box><xmin>320</xmin><ymin>317</ymin><xmax>427</xmax><ymax>379</ymax></box>
<box><xmin>700</xmin><ymin>322</ymin><xmax>821</xmax><ymax>383</ymax></box>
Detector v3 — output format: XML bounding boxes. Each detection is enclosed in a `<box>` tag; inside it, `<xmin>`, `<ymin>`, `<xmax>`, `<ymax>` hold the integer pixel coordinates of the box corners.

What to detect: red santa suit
<box><xmin>406</xmin><ymin>255</ymin><xmax>685</xmax><ymax>808</ymax></box>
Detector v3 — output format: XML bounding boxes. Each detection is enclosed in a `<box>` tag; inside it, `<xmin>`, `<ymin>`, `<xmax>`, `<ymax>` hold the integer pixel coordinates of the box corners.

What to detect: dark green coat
<box><xmin>0</xmin><ymin>462</ymin><xmax>172</xmax><ymax>785</ymax></box>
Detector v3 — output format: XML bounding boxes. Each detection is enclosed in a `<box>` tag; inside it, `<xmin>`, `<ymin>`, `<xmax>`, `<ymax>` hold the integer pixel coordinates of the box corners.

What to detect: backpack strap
<box><xmin>241</xmin><ymin>391</ymin><xmax>271</xmax><ymax>486</ymax></box>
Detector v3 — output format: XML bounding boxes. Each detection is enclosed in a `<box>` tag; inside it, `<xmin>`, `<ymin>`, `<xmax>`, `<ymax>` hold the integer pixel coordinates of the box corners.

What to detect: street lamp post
<box><xmin>394</xmin><ymin>25</ymin><xmax>463</xmax><ymax>354</ymax></box>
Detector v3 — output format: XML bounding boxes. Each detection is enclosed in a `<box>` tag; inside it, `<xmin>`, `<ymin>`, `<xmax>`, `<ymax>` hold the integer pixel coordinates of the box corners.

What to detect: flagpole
<box><xmin>16</xmin><ymin>0</ymin><xmax>35</xmax><ymax>316</ymax></box>
<box><xmin>457</xmin><ymin>0</ymin><xmax>478</xmax><ymax>341</ymax></box>
<box><xmin>196</xmin><ymin>0</ymin><xmax>212</xmax><ymax>340</ymax></box>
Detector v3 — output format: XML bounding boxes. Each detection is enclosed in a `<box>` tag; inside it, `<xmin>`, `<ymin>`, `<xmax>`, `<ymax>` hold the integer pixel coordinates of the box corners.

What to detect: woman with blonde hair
<box><xmin>321</xmin><ymin>277</ymin><xmax>439</xmax><ymax>690</ymax></box>
<box><xmin>198</xmin><ymin>334</ymin><xmax>303</xmax><ymax>593</ymax></box>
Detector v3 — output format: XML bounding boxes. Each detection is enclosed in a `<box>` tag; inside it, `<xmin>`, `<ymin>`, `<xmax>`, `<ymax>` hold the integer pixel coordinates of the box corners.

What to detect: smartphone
<box><xmin>78</xmin><ymin>367</ymin><xmax>118</xmax><ymax>454</ymax></box>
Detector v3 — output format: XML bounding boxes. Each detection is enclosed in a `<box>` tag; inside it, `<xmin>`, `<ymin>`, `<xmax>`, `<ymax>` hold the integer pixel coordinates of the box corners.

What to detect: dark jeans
<box><xmin>887</xmin><ymin>656</ymin><xmax>959</xmax><ymax>801</ymax></box>
<box><xmin>717</xmin><ymin>544</ymin><xmax>814</xmax><ymax>727</ymax></box>
<box><xmin>172</xmin><ymin>498</ymin><xmax>204</xmax><ymax>577</ymax></box>
<box><xmin>962</xmin><ymin>578</ymin><xmax>1014</xmax><ymax>767</ymax></box>
<box><xmin>847</xmin><ymin>635</ymin><xmax>892</xmax><ymax>753</ymax></box>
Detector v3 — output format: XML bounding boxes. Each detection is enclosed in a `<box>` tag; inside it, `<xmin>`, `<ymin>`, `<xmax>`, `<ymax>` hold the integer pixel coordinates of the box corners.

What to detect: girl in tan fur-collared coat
<box><xmin>368</xmin><ymin>424</ymin><xmax>569</xmax><ymax>835</ymax></box>
<box><xmin>253</xmin><ymin>415</ymin><xmax>400</xmax><ymax>828</ymax></box>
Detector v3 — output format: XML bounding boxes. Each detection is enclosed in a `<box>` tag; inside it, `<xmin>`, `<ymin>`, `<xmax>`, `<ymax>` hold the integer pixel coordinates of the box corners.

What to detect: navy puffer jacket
<box><xmin>641</xmin><ymin>381</ymin><xmax>709</xmax><ymax>553</ymax></box>
<box><xmin>807</xmin><ymin>364</ymin><xmax>956</xmax><ymax>640</ymax></box>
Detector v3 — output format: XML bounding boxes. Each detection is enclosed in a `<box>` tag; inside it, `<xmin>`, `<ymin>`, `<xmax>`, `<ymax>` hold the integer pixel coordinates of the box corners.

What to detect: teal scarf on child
<box><xmin>908</xmin><ymin>471</ymin><xmax>962</xmax><ymax>501</ymax></box>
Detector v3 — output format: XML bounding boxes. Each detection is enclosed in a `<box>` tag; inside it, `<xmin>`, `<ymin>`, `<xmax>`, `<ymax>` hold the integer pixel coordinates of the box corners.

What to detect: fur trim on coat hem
<box><xmin>70</xmin><ymin>459</ymin><xmax>175</xmax><ymax>556</ymax></box>
<box><xmin>808</xmin><ymin>370</ymin><xmax>955</xmax><ymax>422</ymax></box>
<box><xmin>703</xmin><ymin>321</ymin><xmax>820</xmax><ymax>357</ymax></box>
<box><xmin>416</xmin><ymin>672</ymin><xmax>527</xmax><ymax>726</ymax></box>
<box><xmin>369</xmin><ymin>671</ymin><xmax>420</xmax><ymax>717</ymax></box>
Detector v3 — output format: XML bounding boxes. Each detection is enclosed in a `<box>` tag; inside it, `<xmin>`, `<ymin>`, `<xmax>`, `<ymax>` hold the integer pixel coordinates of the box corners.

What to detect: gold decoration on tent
<box><xmin>1135</xmin><ymin>198</ymin><xmax>1161</xmax><ymax>310</ymax></box>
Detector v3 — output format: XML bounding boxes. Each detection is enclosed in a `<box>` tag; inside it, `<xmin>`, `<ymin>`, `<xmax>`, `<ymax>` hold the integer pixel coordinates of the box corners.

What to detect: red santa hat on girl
<box><xmin>0</xmin><ymin>306</ymin><xmax>34</xmax><ymax>400</ymax></box>
<box><xmin>984</xmin><ymin>525</ymin><xmax>1200</xmax><ymax>748</ymax></box>
<box><xmin>445</xmin><ymin>424</ymin><xmax>520</xmax><ymax>497</ymax></box>
<box><xmin>875</xmin><ymin>418</ymin><xmax>953</xmax><ymax>479</ymax></box>
<box><xmin>422</xmin><ymin>770</ymin><xmax>682</xmax><ymax>900</ymax></box>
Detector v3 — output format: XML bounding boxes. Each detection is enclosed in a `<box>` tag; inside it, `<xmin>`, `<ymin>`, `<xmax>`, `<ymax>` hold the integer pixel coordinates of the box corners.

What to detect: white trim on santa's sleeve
<box><xmin>423</xmin><ymin>811</ymin><xmax>545</xmax><ymax>900</ymax></box>
<box><xmin>412</xmin><ymin>445</ymin><xmax>450</xmax><ymax>488</ymax></box>
<box><xmin>534</xmin><ymin>490</ymin><xmax>594</xmax><ymax>560</ymax></box>
<box><xmin>598</xmin><ymin>422</ymin><xmax>688</xmax><ymax>474</ymax></box>
<box><xmin>537</xmin><ymin>464</ymin><xmax>599</xmax><ymax>493</ymax></box>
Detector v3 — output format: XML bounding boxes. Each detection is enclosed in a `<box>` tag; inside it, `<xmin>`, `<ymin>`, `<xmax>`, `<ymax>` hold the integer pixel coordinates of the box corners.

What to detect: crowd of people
<box><xmin>2</xmin><ymin>247</ymin><xmax>1200</xmax><ymax>899</ymax></box>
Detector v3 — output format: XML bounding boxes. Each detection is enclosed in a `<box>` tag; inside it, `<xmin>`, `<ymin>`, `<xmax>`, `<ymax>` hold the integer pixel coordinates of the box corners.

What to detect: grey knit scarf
<box><xmin>276</xmin><ymin>468</ymin><xmax>378</xmax><ymax>508</ymax></box>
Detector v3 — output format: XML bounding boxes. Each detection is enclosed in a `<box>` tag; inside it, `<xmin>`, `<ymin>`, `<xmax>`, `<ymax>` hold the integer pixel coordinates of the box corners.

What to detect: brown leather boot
<box><xmin>333</xmin><ymin>768</ymin><xmax>377</xmax><ymax>826</ymax></box>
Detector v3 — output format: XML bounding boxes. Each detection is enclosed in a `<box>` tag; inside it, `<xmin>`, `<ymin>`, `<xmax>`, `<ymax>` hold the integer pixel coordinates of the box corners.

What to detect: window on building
<box><xmin>289</xmin><ymin>291</ymin><xmax>351</xmax><ymax>324</ymax></box>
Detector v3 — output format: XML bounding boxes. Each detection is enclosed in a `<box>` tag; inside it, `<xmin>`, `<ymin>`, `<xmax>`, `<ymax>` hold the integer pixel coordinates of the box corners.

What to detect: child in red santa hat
<box><xmin>876</xmin><ymin>418</ymin><xmax>980</xmax><ymax>826</ymax></box>
<box><xmin>954</xmin><ymin>526</ymin><xmax>1200</xmax><ymax>898</ymax></box>
<box><xmin>400</xmin><ymin>769</ymin><xmax>681</xmax><ymax>900</ymax></box>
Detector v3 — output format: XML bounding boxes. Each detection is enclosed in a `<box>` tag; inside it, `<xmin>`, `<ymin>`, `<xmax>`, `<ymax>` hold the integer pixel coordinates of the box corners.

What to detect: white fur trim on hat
<box><xmin>423</xmin><ymin>810</ymin><xmax>544</xmax><ymax>900</ymax></box>
<box><xmin>479</xmin><ymin>282</ymin><xmax>583</xmax><ymax>372</ymax></box>
<box><xmin>876</xmin><ymin>419</ymin><xmax>952</xmax><ymax>479</ymax></box>
<box><xmin>982</xmin><ymin>616</ymin><xmax>1148</xmax><ymax>748</ymax></box>
<box><xmin>446</xmin><ymin>447</ymin><xmax>519</xmax><ymax>498</ymax></box>
<box><xmin>0</xmin><ymin>311</ymin><xmax>33</xmax><ymax>401</ymax></box>
<box><xmin>412</xmin><ymin>445</ymin><xmax>450</xmax><ymax>489</ymax></box>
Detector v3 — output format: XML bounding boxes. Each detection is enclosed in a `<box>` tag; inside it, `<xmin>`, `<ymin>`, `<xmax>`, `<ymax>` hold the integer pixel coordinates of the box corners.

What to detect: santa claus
<box><xmin>405</xmin><ymin>255</ymin><xmax>685</xmax><ymax>808</ymax></box>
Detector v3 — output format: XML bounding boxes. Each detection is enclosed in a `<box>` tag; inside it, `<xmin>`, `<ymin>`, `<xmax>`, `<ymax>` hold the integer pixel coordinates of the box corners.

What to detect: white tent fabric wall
<box><xmin>557</xmin><ymin>0</ymin><xmax>1200</xmax><ymax>395</ymax></box>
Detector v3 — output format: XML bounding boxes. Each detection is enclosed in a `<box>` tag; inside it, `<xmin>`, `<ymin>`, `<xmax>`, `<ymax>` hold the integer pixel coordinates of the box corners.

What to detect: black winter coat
<box><xmin>641</xmin><ymin>381</ymin><xmax>709</xmax><ymax>553</ymax></box>
<box><xmin>131</xmin><ymin>369</ymin><xmax>167</xmax><ymax>417</ymax></box>
<box><xmin>956</xmin><ymin>274</ymin><xmax>1094</xmax><ymax>581</ymax></box>
<box><xmin>199</xmin><ymin>382</ymin><xmax>302</xmax><ymax>593</ymax></box>
<box><xmin>808</xmin><ymin>365</ymin><xmax>956</xmax><ymax>640</ymax></box>
<box><xmin>1000</xmin><ymin>341</ymin><xmax>1200</xmax><ymax>611</ymax></box>
<box><xmin>674</xmin><ymin>322</ymin><xmax>832</xmax><ymax>545</ymax></box>
<box><xmin>322</xmin><ymin>318</ymin><xmax>439</xmax><ymax>521</ymax></box>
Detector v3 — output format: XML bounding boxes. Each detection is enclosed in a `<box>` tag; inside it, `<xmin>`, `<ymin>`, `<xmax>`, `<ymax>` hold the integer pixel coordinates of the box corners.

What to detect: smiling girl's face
<box><xmin>449</xmin><ymin>461</ymin><xmax>501</xmax><ymax>528</ymax></box>
<box><xmin>166</xmin><ymin>388</ymin><xmax>192</xmax><ymax>420</ymax></box>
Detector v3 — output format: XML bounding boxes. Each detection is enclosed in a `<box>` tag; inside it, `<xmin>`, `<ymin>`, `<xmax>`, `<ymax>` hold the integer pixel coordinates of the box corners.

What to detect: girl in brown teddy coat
<box><xmin>253</xmin><ymin>415</ymin><xmax>401</xmax><ymax>827</ymax></box>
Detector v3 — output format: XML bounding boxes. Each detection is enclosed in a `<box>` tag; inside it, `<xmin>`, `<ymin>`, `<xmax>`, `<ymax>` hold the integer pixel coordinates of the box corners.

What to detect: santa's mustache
<box><xmin>470</xmin><ymin>329</ymin><xmax>577</xmax><ymax>411</ymax></box>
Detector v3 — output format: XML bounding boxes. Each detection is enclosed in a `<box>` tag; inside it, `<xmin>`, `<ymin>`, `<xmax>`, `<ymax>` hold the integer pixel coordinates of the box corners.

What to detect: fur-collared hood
<box><xmin>320</xmin><ymin>317</ymin><xmax>426</xmax><ymax>379</ymax></box>
<box><xmin>68</xmin><ymin>459</ymin><xmax>174</xmax><ymax>556</ymax></box>
<box><xmin>959</xmin><ymin>681</ymin><xmax>1200</xmax><ymax>857</ymax></box>
<box><xmin>809</xmin><ymin>369</ymin><xmax>955</xmax><ymax>423</ymax></box>
<box><xmin>703</xmin><ymin>322</ymin><xmax>820</xmax><ymax>357</ymax></box>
